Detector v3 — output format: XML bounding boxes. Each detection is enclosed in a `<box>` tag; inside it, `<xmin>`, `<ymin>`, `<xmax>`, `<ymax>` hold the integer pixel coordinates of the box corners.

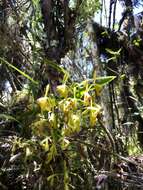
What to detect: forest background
<box><xmin>1</xmin><ymin>0</ymin><xmax>143</xmax><ymax>189</ymax></box>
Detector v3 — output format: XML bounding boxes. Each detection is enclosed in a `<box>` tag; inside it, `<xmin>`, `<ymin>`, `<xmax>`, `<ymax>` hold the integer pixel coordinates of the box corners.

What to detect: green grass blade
<box><xmin>0</xmin><ymin>57</ymin><xmax>38</xmax><ymax>85</ymax></box>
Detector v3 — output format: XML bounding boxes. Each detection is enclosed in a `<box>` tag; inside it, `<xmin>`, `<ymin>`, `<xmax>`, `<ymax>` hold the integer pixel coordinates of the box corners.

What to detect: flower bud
<box><xmin>37</xmin><ymin>97</ymin><xmax>50</xmax><ymax>111</ymax></box>
<box><xmin>37</xmin><ymin>97</ymin><xmax>55</xmax><ymax>112</ymax></box>
<box><xmin>56</xmin><ymin>84</ymin><xmax>68</xmax><ymax>98</ymax></box>
<box><xmin>84</xmin><ymin>92</ymin><xmax>92</xmax><ymax>106</ymax></box>
<box><xmin>89</xmin><ymin>106</ymin><xmax>101</xmax><ymax>127</ymax></box>
<box><xmin>90</xmin><ymin>111</ymin><xmax>98</xmax><ymax>127</ymax></box>
<box><xmin>68</xmin><ymin>114</ymin><xmax>81</xmax><ymax>133</ymax></box>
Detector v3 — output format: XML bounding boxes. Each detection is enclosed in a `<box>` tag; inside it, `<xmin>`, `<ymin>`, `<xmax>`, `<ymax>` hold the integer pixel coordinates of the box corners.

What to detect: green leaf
<box><xmin>44</xmin><ymin>59</ymin><xmax>70</xmax><ymax>83</ymax></box>
<box><xmin>47</xmin><ymin>174</ymin><xmax>60</xmax><ymax>182</ymax></box>
<box><xmin>0</xmin><ymin>114</ymin><xmax>20</xmax><ymax>123</ymax></box>
<box><xmin>63</xmin><ymin>71</ymin><xmax>69</xmax><ymax>84</ymax></box>
<box><xmin>95</xmin><ymin>76</ymin><xmax>116</xmax><ymax>86</ymax></box>
<box><xmin>0</xmin><ymin>57</ymin><xmax>38</xmax><ymax>85</ymax></box>
<box><xmin>120</xmin><ymin>74</ymin><xmax>125</xmax><ymax>79</ymax></box>
<box><xmin>47</xmin><ymin>173</ymin><xmax>61</xmax><ymax>187</ymax></box>
<box><xmin>105</xmin><ymin>48</ymin><xmax>122</xmax><ymax>56</ymax></box>
<box><xmin>106</xmin><ymin>56</ymin><xmax>117</xmax><ymax>62</ymax></box>
<box><xmin>44</xmin><ymin>59</ymin><xmax>63</xmax><ymax>72</ymax></box>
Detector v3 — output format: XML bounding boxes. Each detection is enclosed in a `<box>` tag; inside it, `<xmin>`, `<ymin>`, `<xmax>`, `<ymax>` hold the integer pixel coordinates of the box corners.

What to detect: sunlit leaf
<box><xmin>9</xmin><ymin>152</ymin><xmax>22</xmax><ymax>163</ymax></box>
<box><xmin>120</xmin><ymin>74</ymin><xmax>125</xmax><ymax>79</ymax></box>
<box><xmin>106</xmin><ymin>56</ymin><xmax>117</xmax><ymax>62</ymax></box>
<box><xmin>106</xmin><ymin>48</ymin><xmax>122</xmax><ymax>56</ymax></box>
<box><xmin>44</xmin><ymin>84</ymin><xmax>50</xmax><ymax>97</ymax></box>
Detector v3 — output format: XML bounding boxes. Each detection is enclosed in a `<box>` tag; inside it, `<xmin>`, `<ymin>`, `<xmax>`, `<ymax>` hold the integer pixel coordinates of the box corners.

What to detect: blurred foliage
<box><xmin>78</xmin><ymin>0</ymin><xmax>101</xmax><ymax>21</ymax></box>
<box><xmin>1</xmin><ymin>0</ymin><xmax>143</xmax><ymax>189</ymax></box>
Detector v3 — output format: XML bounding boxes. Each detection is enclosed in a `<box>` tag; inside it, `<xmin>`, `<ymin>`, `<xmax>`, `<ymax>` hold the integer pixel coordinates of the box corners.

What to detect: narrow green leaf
<box><xmin>107</xmin><ymin>56</ymin><xmax>117</xmax><ymax>62</ymax></box>
<box><xmin>44</xmin><ymin>59</ymin><xmax>62</xmax><ymax>72</ymax></box>
<box><xmin>0</xmin><ymin>57</ymin><xmax>38</xmax><ymax>85</ymax></box>
<box><xmin>44</xmin><ymin>59</ymin><xmax>68</xmax><ymax>76</ymax></box>
<box><xmin>96</xmin><ymin>76</ymin><xmax>116</xmax><ymax>86</ymax></box>
<box><xmin>0</xmin><ymin>114</ymin><xmax>19</xmax><ymax>123</ymax></box>
<box><xmin>120</xmin><ymin>74</ymin><xmax>125</xmax><ymax>79</ymax></box>
<box><xmin>106</xmin><ymin>48</ymin><xmax>122</xmax><ymax>56</ymax></box>
<box><xmin>63</xmin><ymin>71</ymin><xmax>69</xmax><ymax>84</ymax></box>
<box><xmin>47</xmin><ymin>174</ymin><xmax>60</xmax><ymax>182</ymax></box>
